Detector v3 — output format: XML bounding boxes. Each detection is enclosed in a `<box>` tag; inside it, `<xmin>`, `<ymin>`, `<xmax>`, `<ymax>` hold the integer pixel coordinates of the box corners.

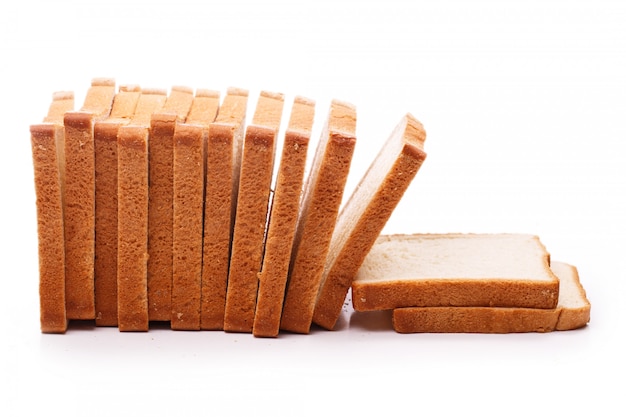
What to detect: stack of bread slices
<box><xmin>30</xmin><ymin>78</ymin><xmax>590</xmax><ymax>336</ymax></box>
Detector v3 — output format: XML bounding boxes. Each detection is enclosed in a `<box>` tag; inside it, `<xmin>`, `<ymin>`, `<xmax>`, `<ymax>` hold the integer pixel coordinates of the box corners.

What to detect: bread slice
<box><xmin>116</xmin><ymin>89</ymin><xmax>167</xmax><ymax>332</ymax></box>
<box><xmin>312</xmin><ymin>114</ymin><xmax>427</xmax><ymax>330</ymax></box>
<box><xmin>352</xmin><ymin>233</ymin><xmax>560</xmax><ymax>311</ymax></box>
<box><xmin>171</xmin><ymin>90</ymin><xmax>220</xmax><ymax>330</ymax></box>
<box><xmin>224</xmin><ymin>91</ymin><xmax>285</xmax><ymax>333</ymax></box>
<box><xmin>31</xmin><ymin>91</ymin><xmax>75</xmax><ymax>333</ymax></box>
<box><xmin>200</xmin><ymin>88</ymin><xmax>249</xmax><ymax>330</ymax></box>
<box><xmin>63</xmin><ymin>78</ymin><xmax>116</xmax><ymax>320</ymax></box>
<box><xmin>280</xmin><ymin>100</ymin><xmax>357</xmax><ymax>334</ymax></box>
<box><xmin>147</xmin><ymin>86</ymin><xmax>194</xmax><ymax>322</ymax></box>
<box><xmin>94</xmin><ymin>85</ymin><xmax>141</xmax><ymax>326</ymax></box>
<box><xmin>253</xmin><ymin>96</ymin><xmax>316</xmax><ymax>338</ymax></box>
<box><xmin>392</xmin><ymin>261</ymin><xmax>590</xmax><ymax>333</ymax></box>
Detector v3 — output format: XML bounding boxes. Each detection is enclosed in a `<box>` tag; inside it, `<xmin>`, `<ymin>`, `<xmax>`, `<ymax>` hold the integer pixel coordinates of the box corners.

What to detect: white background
<box><xmin>1</xmin><ymin>0</ymin><xmax>625</xmax><ymax>415</ymax></box>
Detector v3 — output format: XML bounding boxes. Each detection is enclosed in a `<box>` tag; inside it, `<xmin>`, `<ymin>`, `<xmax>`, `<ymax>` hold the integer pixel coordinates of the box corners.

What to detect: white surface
<box><xmin>1</xmin><ymin>0</ymin><xmax>624</xmax><ymax>415</ymax></box>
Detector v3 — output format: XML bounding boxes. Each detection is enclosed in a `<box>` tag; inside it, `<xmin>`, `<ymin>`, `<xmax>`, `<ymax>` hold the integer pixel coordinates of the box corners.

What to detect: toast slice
<box><xmin>200</xmin><ymin>88</ymin><xmax>249</xmax><ymax>330</ymax></box>
<box><xmin>352</xmin><ymin>233</ymin><xmax>560</xmax><ymax>311</ymax></box>
<box><xmin>171</xmin><ymin>90</ymin><xmax>220</xmax><ymax>330</ymax></box>
<box><xmin>253</xmin><ymin>96</ymin><xmax>316</xmax><ymax>338</ymax></box>
<box><xmin>312</xmin><ymin>113</ymin><xmax>427</xmax><ymax>330</ymax></box>
<box><xmin>116</xmin><ymin>89</ymin><xmax>167</xmax><ymax>332</ymax></box>
<box><xmin>63</xmin><ymin>78</ymin><xmax>116</xmax><ymax>320</ymax></box>
<box><xmin>94</xmin><ymin>85</ymin><xmax>142</xmax><ymax>326</ymax></box>
<box><xmin>280</xmin><ymin>100</ymin><xmax>357</xmax><ymax>334</ymax></box>
<box><xmin>31</xmin><ymin>91</ymin><xmax>75</xmax><ymax>333</ymax></box>
<box><xmin>392</xmin><ymin>261</ymin><xmax>590</xmax><ymax>333</ymax></box>
<box><xmin>147</xmin><ymin>86</ymin><xmax>195</xmax><ymax>322</ymax></box>
<box><xmin>224</xmin><ymin>91</ymin><xmax>285</xmax><ymax>333</ymax></box>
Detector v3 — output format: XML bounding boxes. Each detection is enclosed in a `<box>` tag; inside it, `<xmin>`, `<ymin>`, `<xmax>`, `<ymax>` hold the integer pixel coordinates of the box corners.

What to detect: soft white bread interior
<box><xmin>352</xmin><ymin>233</ymin><xmax>560</xmax><ymax>311</ymax></box>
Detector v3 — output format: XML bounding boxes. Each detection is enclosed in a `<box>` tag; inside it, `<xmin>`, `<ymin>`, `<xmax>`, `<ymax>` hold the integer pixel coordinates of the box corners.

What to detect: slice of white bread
<box><xmin>63</xmin><ymin>78</ymin><xmax>116</xmax><ymax>320</ymax></box>
<box><xmin>31</xmin><ymin>91</ymin><xmax>75</xmax><ymax>333</ymax></box>
<box><xmin>253</xmin><ymin>96</ymin><xmax>316</xmax><ymax>338</ymax></box>
<box><xmin>393</xmin><ymin>261</ymin><xmax>590</xmax><ymax>333</ymax></box>
<box><xmin>94</xmin><ymin>85</ymin><xmax>142</xmax><ymax>327</ymax></box>
<box><xmin>200</xmin><ymin>88</ymin><xmax>249</xmax><ymax>330</ymax></box>
<box><xmin>224</xmin><ymin>91</ymin><xmax>285</xmax><ymax>333</ymax></box>
<box><xmin>312</xmin><ymin>113</ymin><xmax>427</xmax><ymax>330</ymax></box>
<box><xmin>280</xmin><ymin>100</ymin><xmax>357</xmax><ymax>334</ymax></box>
<box><xmin>148</xmin><ymin>86</ymin><xmax>195</xmax><ymax>322</ymax></box>
<box><xmin>171</xmin><ymin>90</ymin><xmax>220</xmax><ymax>330</ymax></box>
<box><xmin>352</xmin><ymin>233</ymin><xmax>560</xmax><ymax>311</ymax></box>
<box><xmin>117</xmin><ymin>89</ymin><xmax>167</xmax><ymax>332</ymax></box>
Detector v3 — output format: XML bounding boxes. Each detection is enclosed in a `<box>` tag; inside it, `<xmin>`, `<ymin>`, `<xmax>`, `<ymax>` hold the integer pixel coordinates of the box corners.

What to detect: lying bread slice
<box><xmin>63</xmin><ymin>78</ymin><xmax>116</xmax><ymax>320</ymax></box>
<box><xmin>253</xmin><ymin>96</ymin><xmax>316</xmax><ymax>338</ymax></box>
<box><xmin>117</xmin><ymin>89</ymin><xmax>167</xmax><ymax>332</ymax></box>
<box><xmin>201</xmin><ymin>88</ymin><xmax>249</xmax><ymax>330</ymax></box>
<box><xmin>313</xmin><ymin>113</ymin><xmax>427</xmax><ymax>330</ymax></box>
<box><xmin>280</xmin><ymin>100</ymin><xmax>357</xmax><ymax>334</ymax></box>
<box><xmin>224</xmin><ymin>91</ymin><xmax>285</xmax><ymax>333</ymax></box>
<box><xmin>147</xmin><ymin>86</ymin><xmax>195</xmax><ymax>322</ymax></box>
<box><xmin>31</xmin><ymin>91</ymin><xmax>75</xmax><ymax>333</ymax></box>
<box><xmin>94</xmin><ymin>85</ymin><xmax>141</xmax><ymax>326</ymax></box>
<box><xmin>352</xmin><ymin>233</ymin><xmax>560</xmax><ymax>312</ymax></box>
<box><xmin>393</xmin><ymin>261</ymin><xmax>590</xmax><ymax>333</ymax></box>
<box><xmin>171</xmin><ymin>90</ymin><xmax>220</xmax><ymax>330</ymax></box>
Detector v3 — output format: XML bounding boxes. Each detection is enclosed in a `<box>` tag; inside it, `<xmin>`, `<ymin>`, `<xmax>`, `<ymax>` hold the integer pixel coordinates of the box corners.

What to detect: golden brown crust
<box><xmin>312</xmin><ymin>114</ymin><xmax>427</xmax><ymax>330</ymax></box>
<box><xmin>200</xmin><ymin>90</ymin><xmax>249</xmax><ymax>330</ymax></box>
<box><xmin>224</xmin><ymin>92</ymin><xmax>285</xmax><ymax>333</ymax></box>
<box><xmin>171</xmin><ymin>123</ymin><xmax>205</xmax><ymax>330</ymax></box>
<box><xmin>117</xmin><ymin>125</ymin><xmax>149</xmax><ymax>331</ymax></box>
<box><xmin>31</xmin><ymin>123</ymin><xmax>67</xmax><ymax>333</ymax></box>
<box><xmin>280</xmin><ymin>101</ymin><xmax>357</xmax><ymax>334</ymax></box>
<box><xmin>253</xmin><ymin>97</ymin><xmax>315</xmax><ymax>338</ymax></box>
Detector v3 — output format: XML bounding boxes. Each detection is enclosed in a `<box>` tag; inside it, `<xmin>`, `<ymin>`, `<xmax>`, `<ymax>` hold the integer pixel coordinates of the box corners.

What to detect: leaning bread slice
<box><xmin>63</xmin><ymin>78</ymin><xmax>116</xmax><ymax>320</ymax></box>
<box><xmin>392</xmin><ymin>261</ymin><xmax>590</xmax><ymax>333</ymax></box>
<box><xmin>171</xmin><ymin>90</ymin><xmax>220</xmax><ymax>330</ymax></box>
<box><xmin>253</xmin><ymin>96</ymin><xmax>316</xmax><ymax>338</ymax></box>
<box><xmin>148</xmin><ymin>86</ymin><xmax>195</xmax><ymax>322</ymax></box>
<box><xmin>224</xmin><ymin>91</ymin><xmax>285</xmax><ymax>333</ymax></box>
<box><xmin>352</xmin><ymin>233</ymin><xmax>560</xmax><ymax>311</ymax></box>
<box><xmin>31</xmin><ymin>91</ymin><xmax>75</xmax><ymax>333</ymax></box>
<box><xmin>280</xmin><ymin>100</ymin><xmax>357</xmax><ymax>334</ymax></box>
<box><xmin>116</xmin><ymin>89</ymin><xmax>167</xmax><ymax>332</ymax></box>
<box><xmin>312</xmin><ymin>113</ymin><xmax>427</xmax><ymax>330</ymax></box>
<box><xmin>94</xmin><ymin>85</ymin><xmax>141</xmax><ymax>326</ymax></box>
<box><xmin>201</xmin><ymin>88</ymin><xmax>249</xmax><ymax>330</ymax></box>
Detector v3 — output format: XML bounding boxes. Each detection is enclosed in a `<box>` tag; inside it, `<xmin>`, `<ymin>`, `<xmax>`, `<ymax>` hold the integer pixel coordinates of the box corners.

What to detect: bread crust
<box><xmin>224</xmin><ymin>92</ymin><xmax>285</xmax><ymax>332</ymax></box>
<box><xmin>201</xmin><ymin>89</ymin><xmax>248</xmax><ymax>330</ymax></box>
<box><xmin>117</xmin><ymin>125</ymin><xmax>150</xmax><ymax>331</ymax></box>
<box><xmin>94</xmin><ymin>88</ymin><xmax>141</xmax><ymax>326</ymax></box>
<box><xmin>312</xmin><ymin>114</ymin><xmax>427</xmax><ymax>330</ymax></box>
<box><xmin>280</xmin><ymin>100</ymin><xmax>357</xmax><ymax>334</ymax></box>
<box><xmin>31</xmin><ymin>123</ymin><xmax>68</xmax><ymax>333</ymax></box>
<box><xmin>253</xmin><ymin>97</ymin><xmax>315</xmax><ymax>338</ymax></box>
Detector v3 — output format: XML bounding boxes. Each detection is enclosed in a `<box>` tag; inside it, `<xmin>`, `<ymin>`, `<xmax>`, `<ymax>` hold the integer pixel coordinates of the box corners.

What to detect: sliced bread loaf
<box><xmin>94</xmin><ymin>85</ymin><xmax>141</xmax><ymax>326</ymax></box>
<box><xmin>312</xmin><ymin>113</ymin><xmax>427</xmax><ymax>330</ymax></box>
<box><xmin>63</xmin><ymin>78</ymin><xmax>116</xmax><ymax>320</ymax></box>
<box><xmin>224</xmin><ymin>91</ymin><xmax>285</xmax><ymax>333</ymax></box>
<box><xmin>201</xmin><ymin>88</ymin><xmax>249</xmax><ymax>330</ymax></box>
<box><xmin>116</xmin><ymin>89</ymin><xmax>167</xmax><ymax>332</ymax></box>
<box><xmin>392</xmin><ymin>261</ymin><xmax>590</xmax><ymax>333</ymax></box>
<box><xmin>352</xmin><ymin>233</ymin><xmax>560</xmax><ymax>311</ymax></box>
<box><xmin>280</xmin><ymin>100</ymin><xmax>357</xmax><ymax>334</ymax></box>
<box><xmin>31</xmin><ymin>91</ymin><xmax>75</xmax><ymax>333</ymax></box>
<box><xmin>253</xmin><ymin>96</ymin><xmax>316</xmax><ymax>338</ymax></box>
<box><xmin>171</xmin><ymin>90</ymin><xmax>220</xmax><ymax>330</ymax></box>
